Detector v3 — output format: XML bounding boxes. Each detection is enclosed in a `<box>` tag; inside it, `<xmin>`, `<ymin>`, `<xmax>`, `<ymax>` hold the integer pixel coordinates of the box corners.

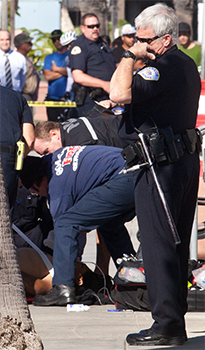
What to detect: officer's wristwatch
<box><xmin>122</xmin><ymin>50</ymin><xmax>136</xmax><ymax>60</ymax></box>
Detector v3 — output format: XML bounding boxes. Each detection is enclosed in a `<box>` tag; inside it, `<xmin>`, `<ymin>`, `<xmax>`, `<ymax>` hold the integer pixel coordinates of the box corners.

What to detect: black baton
<box><xmin>138</xmin><ymin>132</ymin><xmax>181</xmax><ymax>245</ymax></box>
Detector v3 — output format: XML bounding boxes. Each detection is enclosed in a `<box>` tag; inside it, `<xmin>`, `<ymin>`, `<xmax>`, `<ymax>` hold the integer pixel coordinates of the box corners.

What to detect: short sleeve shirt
<box><xmin>69</xmin><ymin>35</ymin><xmax>116</xmax><ymax>81</ymax></box>
<box><xmin>0</xmin><ymin>85</ymin><xmax>33</xmax><ymax>146</ymax></box>
<box><xmin>43</xmin><ymin>51</ymin><xmax>68</xmax><ymax>99</ymax></box>
<box><xmin>118</xmin><ymin>45</ymin><xmax>201</xmax><ymax>146</ymax></box>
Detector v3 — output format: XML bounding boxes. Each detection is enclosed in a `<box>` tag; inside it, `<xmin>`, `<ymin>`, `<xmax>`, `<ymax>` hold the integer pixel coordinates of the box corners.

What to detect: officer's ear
<box><xmin>49</xmin><ymin>129</ymin><xmax>60</xmax><ymax>140</ymax></box>
<box><xmin>163</xmin><ymin>34</ymin><xmax>172</xmax><ymax>48</ymax></box>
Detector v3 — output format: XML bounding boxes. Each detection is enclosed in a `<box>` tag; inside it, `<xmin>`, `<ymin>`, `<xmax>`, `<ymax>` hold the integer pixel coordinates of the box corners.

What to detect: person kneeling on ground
<box><xmin>20</xmin><ymin>145</ymin><xmax>136</xmax><ymax>306</ymax></box>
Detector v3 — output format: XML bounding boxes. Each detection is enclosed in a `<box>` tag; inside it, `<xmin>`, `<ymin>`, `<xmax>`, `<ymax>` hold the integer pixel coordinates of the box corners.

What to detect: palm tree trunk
<box><xmin>0</xmin><ymin>155</ymin><xmax>43</xmax><ymax>349</ymax></box>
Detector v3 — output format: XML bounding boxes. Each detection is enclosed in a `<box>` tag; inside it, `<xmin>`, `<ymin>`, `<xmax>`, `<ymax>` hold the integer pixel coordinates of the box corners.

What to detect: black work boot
<box><xmin>33</xmin><ymin>285</ymin><xmax>76</xmax><ymax>306</ymax></box>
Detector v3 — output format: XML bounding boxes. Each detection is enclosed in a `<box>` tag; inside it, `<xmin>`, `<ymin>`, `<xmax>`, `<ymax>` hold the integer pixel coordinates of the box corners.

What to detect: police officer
<box><xmin>110</xmin><ymin>3</ymin><xmax>201</xmax><ymax>347</ymax></box>
<box><xmin>69</xmin><ymin>13</ymin><xmax>116</xmax><ymax>116</ymax></box>
<box><xmin>0</xmin><ymin>85</ymin><xmax>34</xmax><ymax>209</ymax></box>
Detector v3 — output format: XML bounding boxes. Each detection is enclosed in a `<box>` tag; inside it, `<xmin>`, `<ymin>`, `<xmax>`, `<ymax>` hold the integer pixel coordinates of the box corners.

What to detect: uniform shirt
<box><xmin>0</xmin><ymin>49</ymin><xmax>27</xmax><ymax>91</ymax></box>
<box><xmin>119</xmin><ymin>45</ymin><xmax>201</xmax><ymax>147</ymax></box>
<box><xmin>45</xmin><ymin>145</ymin><xmax>125</xmax><ymax>222</ymax></box>
<box><xmin>0</xmin><ymin>85</ymin><xmax>33</xmax><ymax>146</ymax></box>
<box><xmin>43</xmin><ymin>51</ymin><xmax>68</xmax><ymax>99</ymax></box>
<box><xmin>60</xmin><ymin>114</ymin><xmax>122</xmax><ymax>148</ymax></box>
<box><xmin>69</xmin><ymin>34</ymin><xmax>116</xmax><ymax>112</ymax></box>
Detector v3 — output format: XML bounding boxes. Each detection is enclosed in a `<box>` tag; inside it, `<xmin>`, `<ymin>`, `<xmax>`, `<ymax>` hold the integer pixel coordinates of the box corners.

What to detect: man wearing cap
<box><xmin>14</xmin><ymin>32</ymin><xmax>40</xmax><ymax>102</ymax></box>
<box><xmin>178</xmin><ymin>22</ymin><xmax>201</xmax><ymax>73</ymax></box>
<box><xmin>112</xmin><ymin>24</ymin><xmax>145</xmax><ymax>71</ymax></box>
<box><xmin>113</xmin><ymin>24</ymin><xmax>136</xmax><ymax>65</ymax></box>
<box><xmin>69</xmin><ymin>13</ymin><xmax>116</xmax><ymax>117</ymax></box>
<box><xmin>43</xmin><ymin>29</ymin><xmax>68</xmax><ymax>121</ymax></box>
<box><xmin>0</xmin><ymin>30</ymin><xmax>27</xmax><ymax>91</ymax></box>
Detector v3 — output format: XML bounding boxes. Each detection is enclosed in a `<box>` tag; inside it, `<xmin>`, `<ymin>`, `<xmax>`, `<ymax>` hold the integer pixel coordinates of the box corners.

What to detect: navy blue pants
<box><xmin>53</xmin><ymin>172</ymin><xmax>136</xmax><ymax>286</ymax></box>
<box><xmin>133</xmin><ymin>151</ymin><xmax>199</xmax><ymax>337</ymax></box>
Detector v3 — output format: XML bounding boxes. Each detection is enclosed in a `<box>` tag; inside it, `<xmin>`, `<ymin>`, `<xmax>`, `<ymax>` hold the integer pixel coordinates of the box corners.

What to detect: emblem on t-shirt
<box><xmin>54</xmin><ymin>146</ymin><xmax>86</xmax><ymax>175</ymax></box>
<box><xmin>137</xmin><ymin>67</ymin><xmax>160</xmax><ymax>81</ymax></box>
<box><xmin>71</xmin><ymin>46</ymin><xmax>81</xmax><ymax>55</ymax></box>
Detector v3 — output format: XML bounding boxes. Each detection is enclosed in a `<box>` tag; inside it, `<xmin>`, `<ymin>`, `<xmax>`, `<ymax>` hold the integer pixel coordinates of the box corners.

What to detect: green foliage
<box><xmin>118</xmin><ymin>19</ymin><xmax>128</xmax><ymax>30</ymax></box>
<box><xmin>19</xmin><ymin>27</ymin><xmax>56</xmax><ymax>72</ymax></box>
<box><xmin>109</xmin><ymin>19</ymin><xmax>129</xmax><ymax>40</ymax></box>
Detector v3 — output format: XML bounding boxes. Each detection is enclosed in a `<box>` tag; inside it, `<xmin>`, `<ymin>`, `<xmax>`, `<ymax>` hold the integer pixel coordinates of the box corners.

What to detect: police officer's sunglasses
<box><xmin>135</xmin><ymin>35</ymin><xmax>160</xmax><ymax>44</ymax></box>
<box><xmin>85</xmin><ymin>24</ymin><xmax>100</xmax><ymax>29</ymax></box>
<box><xmin>135</xmin><ymin>33</ymin><xmax>169</xmax><ymax>44</ymax></box>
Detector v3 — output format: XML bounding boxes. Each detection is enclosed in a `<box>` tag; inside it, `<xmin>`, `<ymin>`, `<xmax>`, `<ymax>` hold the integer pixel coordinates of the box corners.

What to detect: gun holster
<box><xmin>121</xmin><ymin>141</ymin><xmax>146</xmax><ymax>167</ymax></box>
<box><xmin>75</xmin><ymin>86</ymin><xmax>88</xmax><ymax>106</ymax></box>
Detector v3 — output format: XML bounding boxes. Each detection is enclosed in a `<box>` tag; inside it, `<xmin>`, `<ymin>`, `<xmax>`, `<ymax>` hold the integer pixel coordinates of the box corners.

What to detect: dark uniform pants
<box><xmin>1</xmin><ymin>150</ymin><xmax>18</xmax><ymax>209</ymax></box>
<box><xmin>133</xmin><ymin>150</ymin><xmax>199</xmax><ymax>337</ymax></box>
<box><xmin>52</xmin><ymin>172</ymin><xmax>136</xmax><ymax>287</ymax></box>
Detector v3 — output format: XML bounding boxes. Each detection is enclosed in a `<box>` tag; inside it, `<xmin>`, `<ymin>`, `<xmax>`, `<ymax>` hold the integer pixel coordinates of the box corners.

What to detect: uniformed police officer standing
<box><xmin>69</xmin><ymin>13</ymin><xmax>116</xmax><ymax>116</ymax></box>
<box><xmin>109</xmin><ymin>3</ymin><xmax>201</xmax><ymax>347</ymax></box>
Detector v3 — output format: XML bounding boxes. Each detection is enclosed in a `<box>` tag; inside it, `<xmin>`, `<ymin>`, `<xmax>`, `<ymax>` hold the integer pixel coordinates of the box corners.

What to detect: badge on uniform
<box><xmin>137</xmin><ymin>67</ymin><xmax>160</xmax><ymax>81</ymax></box>
<box><xmin>71</xmin><ymin>46</ymin><xmax>81</xmax><ymax>55</ymax></box>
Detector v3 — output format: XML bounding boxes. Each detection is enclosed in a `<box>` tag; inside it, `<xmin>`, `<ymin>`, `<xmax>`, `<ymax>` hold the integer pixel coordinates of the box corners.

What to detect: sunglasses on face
<box><xmin>135</xmin><ymin>35</ymin><xmax>160</xmax><ymax>44</ymax></box>
<box><xmin>52</xmin><ymin>37</ymin><xmax>61</xmax><ymax>43</ymax></box>
<box><xmin>84</xmin><ymin>24</ymin><xmax>100</xmax><ymax>29</ymax></box>
<box><xmin>124</xmin><ymin>34</ymin><xmax>136</xmax><ymax>39</ymax></box>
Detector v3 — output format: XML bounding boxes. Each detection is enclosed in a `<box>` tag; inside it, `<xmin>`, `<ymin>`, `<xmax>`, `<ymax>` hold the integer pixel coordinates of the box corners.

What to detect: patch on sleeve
<box><xmin>71</xmin><ymin>46</ymin><xmax>81</xmax><ymax>55</ymax></box>
<box><xmin>137</xmin><ymin>67</ymin><xmax>160</xmax><ymax>81</ymax></box>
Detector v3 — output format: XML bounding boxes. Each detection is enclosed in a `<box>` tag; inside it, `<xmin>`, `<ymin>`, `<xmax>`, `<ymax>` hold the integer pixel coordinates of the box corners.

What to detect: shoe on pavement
<box><xmin>126</xmin><ymin>328</ymin><xmax>186</xmax><ymax>346</ymax></box>
<box><xmin>33</xmin><ymin>284</ymin><xmax>76</xmax><ymax>306</ymax></box>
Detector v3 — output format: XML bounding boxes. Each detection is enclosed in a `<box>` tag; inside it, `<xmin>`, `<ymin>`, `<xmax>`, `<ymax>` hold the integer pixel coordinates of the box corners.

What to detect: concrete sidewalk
<box><xmin>29</xmin><ymin>219</ymin><xmax>205</xmax><ymax>350</ymax></box>
<box><xmin>29</xmin><ymin>304</ymin><xmax>205</xmax><ymax>350</ymax></box>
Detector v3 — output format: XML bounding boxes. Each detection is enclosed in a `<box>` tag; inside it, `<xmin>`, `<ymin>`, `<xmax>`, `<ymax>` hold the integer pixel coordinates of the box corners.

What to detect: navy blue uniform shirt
<box><xmin>69</xmin><ymin>34</ymin><xmax>116</xmax><ymax>114</ymax></box>
<box><xmin>0</xmin><ymin>86</ymin><xmax>33</xmax><ymax>146</ymax></box>
<box><xmin>69</xmin><ymin>34</ymin><xmax>116</xmax><ymax>81</ymax></box>
<box><xmin>45</xmin><ymin>145</ymin><xmax>125</xmax><ymax>222</ymax></box>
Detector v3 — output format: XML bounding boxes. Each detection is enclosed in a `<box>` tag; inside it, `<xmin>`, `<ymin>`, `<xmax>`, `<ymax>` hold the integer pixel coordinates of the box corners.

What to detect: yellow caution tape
<box><xmin>27</xmin><ymin>101</ymin><xmax>76</xmax><ymax>107</ymax></box>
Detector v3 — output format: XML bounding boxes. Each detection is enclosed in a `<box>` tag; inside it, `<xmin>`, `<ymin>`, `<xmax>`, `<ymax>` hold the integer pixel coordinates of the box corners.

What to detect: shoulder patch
<box><xmin>71</xmin><ymin>46</ymin><xmax>81</xmax><ymax>55</ymax></box>
<box><xmin>137</xmin><ymin>67</ymin><xmax>160</xmax><ymax>81</ymax></box>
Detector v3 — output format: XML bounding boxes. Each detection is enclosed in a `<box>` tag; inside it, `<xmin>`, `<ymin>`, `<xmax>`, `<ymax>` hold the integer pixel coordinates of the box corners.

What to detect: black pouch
<box><xmin>161</xmin><ymin>126</ymin><xmax>181</xmax><ymax>162</ymax></box>
<box><xmin>183</xmin><ymin>129</ymin><xmax>197</xmax><ymax>154</ymax></box>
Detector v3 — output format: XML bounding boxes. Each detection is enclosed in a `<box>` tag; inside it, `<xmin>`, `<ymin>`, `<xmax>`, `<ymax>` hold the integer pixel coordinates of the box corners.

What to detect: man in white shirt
<box><xmin>0</xmin><ymin>30</ymin><xmax>27</xmax><ymax>92</ymax></box>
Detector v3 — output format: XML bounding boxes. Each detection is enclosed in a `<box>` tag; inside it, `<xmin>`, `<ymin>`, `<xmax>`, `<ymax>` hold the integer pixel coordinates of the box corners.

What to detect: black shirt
<box><xmin>60</xmin><ymin>114</ymin><xmax>122</xmax><ymax>148</ymax></box>
<box><xmin>0</xmin><ymin>85</ymin><xmax>33</xmax><ymax>146</ymax></box>
<box><xmin>119</xmin><ymin>45</ymin><xmax>201</xmax><ymax>146</ymax></box>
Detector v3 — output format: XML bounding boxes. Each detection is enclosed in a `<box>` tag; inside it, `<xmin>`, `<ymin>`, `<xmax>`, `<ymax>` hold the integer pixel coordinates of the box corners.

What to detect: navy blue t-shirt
<box><xmin>45</xmin><ymin>145</ymin><xmax>125</xmax><ymax>222</ymax></box>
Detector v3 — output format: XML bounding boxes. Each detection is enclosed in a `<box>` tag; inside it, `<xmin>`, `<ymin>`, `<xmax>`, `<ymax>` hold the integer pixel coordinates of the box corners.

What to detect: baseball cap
<box><xmin>179</xmin><ymin>22</ymin><xmax>191</xmax><ymax>33</ymax></box>
<box><xmin>14</xmin><ymin>32</ymin><xmax>33</xmax><ymax>48</ymax></box>
<box><xmin>20</xmin><ymin>156</ymin><xmax>48</xmax><ymax>190</ymax></box>
<box><xmin>121</xmin><ymin>24</ymin><xmax>136</xmax><ymax>36</ymax></box>
<box><xmin>50</xmin><ymin>29</ymin><xmax>62</xmax><ymax>39</ymax></box>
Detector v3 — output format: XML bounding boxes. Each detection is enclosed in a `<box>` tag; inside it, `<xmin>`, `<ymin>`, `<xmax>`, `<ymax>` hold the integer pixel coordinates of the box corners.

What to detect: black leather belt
<box><xmin>0</xmin><ymin>145</ymin><xmax>16</xmax><ymax>155</ymax></box>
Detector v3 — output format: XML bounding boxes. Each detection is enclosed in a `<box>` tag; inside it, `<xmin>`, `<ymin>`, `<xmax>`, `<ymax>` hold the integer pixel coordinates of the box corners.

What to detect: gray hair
<box><xmin>135</xmin><ymin>3</ymin><xmax>178</xmax><ymax>45</ymax></box>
